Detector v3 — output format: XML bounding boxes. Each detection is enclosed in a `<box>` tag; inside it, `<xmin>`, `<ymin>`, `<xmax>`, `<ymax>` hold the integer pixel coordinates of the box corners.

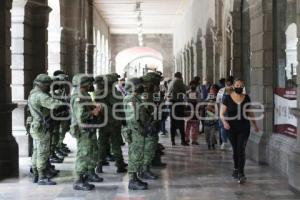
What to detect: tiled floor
<box><xmin>0</xmin><ymin>135</ymin><xmax>300</xmax><ymax>200</ymax></box>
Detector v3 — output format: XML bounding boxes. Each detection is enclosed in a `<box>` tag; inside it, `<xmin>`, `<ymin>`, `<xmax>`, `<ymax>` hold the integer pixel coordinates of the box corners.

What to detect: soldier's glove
<box><xmin>121</xmin><ymin>126</ymin><xmax>132</xmax><ymax>144</ymax></box>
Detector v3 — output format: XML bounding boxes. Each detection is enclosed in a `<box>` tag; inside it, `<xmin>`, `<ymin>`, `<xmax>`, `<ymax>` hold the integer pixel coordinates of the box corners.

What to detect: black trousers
<box><xmin>170</xmin><ymin>104</ymin><xmax>185</xmax><ymax>143</ymax></box>
<box><xmin>227</xmin><ymin>122</ymin><xmax>250</xmax><ymax>174</ymax></box>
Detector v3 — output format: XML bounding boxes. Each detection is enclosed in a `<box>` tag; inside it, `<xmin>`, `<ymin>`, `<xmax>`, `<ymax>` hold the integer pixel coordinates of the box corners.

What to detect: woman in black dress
<box><xmin>220</xmin><ymin>79</ymin><xmax>259</xmax><ymax>184</ymax></box>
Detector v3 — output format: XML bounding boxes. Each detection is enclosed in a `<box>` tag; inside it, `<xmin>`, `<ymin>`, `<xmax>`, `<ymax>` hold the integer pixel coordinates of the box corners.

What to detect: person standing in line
<box><xmin>123</xmin><ymin>78</ymin><xmax>149</xmax><ymax>190</ymax></box>
<box><xmin>166</xmin><ymin>72</ymin><xmax>188</xmax><ymax>146</ymax></box>
<box><xmin>185</xmin><ymin>80</ymin><xmax>201</xmax><ymax>145</ymax></box>
<box><xmin>203</xmin><ymin>85</ymin><xmax>219</xmax><ymax>150</ymax></box>
<box><xmin>220</xmin><ymin>78</ymin><xmax>260</xmax><ymax>184</ymax></box>
<box><xmin>28</xmin><ymin>74</ymin><xmax>65</xmax><ymax>185</ymax></box>
<box><xmin>116</xmin><ymin>78</ymin><xmax>127</xmax><ymax>96</ymax></box>
<box><xmin>70</xmin><ymin>74</ymin><xmax>103</xmax><ymax>191</ymax></box>
<box><xmin>216</xmin><ymin>76</ymin><xmax>234</xmax><ymax>150</ymax></box>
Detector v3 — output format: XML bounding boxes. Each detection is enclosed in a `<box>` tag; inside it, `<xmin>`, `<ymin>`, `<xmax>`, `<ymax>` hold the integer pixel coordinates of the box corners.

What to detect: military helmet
<box><xmin>53</xmin><ymin>73</ymin><xmax>68</xmax><ymax>81</ymax></box>
<box><xmin>143</xmin><ymin>72</ymin><xmax>162</xmax><ymax>86</ymax></box>
<box><xmin>34</xmin><ymin>74</ymin><xmax>53</xmax><ymax>86</ymax></box>
<box><xmin>110</xmin><ymin>73</ymin><xmax>120</xmax><ymax>82</ymax></box>
<box><xmin>72</xmin><ymin>74</ymin><xmax>91</xmax><ymax>87</ymax></box>
<box><xmin>125</xmin><ymin>77</ymin><xmax>144</xmax><ymax>93</ymax></box>
<box><xmin>104</xmin><ymin>74</ymin><xmax>117</xmax><ymax>85</ymax></box>
<box><xmin>95</xmin><ymin>75</ymin><xmax>104</xmax><ymax>84</ymax></box>
<box><xmin>53</xmin><ymin>70</ymin><xmax>65</xmax><ymax>76</ymax></box>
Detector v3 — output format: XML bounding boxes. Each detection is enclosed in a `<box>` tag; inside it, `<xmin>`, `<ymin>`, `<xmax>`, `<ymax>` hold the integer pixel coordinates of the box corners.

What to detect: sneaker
<box><xmin>220</xmin><ymin>143</ymin><xmax>225</xmax><ymax>150</ymax></box>
<box><xmin>238</xmin><ymin>173</ymin><xmax>247</xmax><ymax>184</ymax></box>
<box><xmin>181</xmin><ymin>142</ymin><xmax>189</xmax><ymax>146</ymax></box>
<box><xmin>192</xmin><ymin>141</ymin><xmax>199</xmax><ymax>145</ymax></box>
<box><xmin>232</xmin><ymin>169</ymin><xmax>239</xmax><ymax>179</ymax></box>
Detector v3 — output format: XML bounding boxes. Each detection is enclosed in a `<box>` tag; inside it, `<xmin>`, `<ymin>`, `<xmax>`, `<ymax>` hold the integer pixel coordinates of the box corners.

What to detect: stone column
<box><xmin>60</xmin><ymin>0</ymin><xmax>80</xmax><ymax>76</ymax></box>
<box><xmin>195</xmin><ymin>40</ymin><xmax>203</xmax><ymax>78</ymax></box>
<box><xmin>231</xmin><ymin>11</ymin><xmax>242</xmax><ymax>78</ymax></box>
<box><xmin>288</xmin><ymin>0</ymin><xmax>300</xmax><ymax>192</ymax></box>
<box><xmin>11</xmin><ymin>0</ymin><xmax>29</xmax><ymax>157</ymax></box>
<box><xmin>246</xmin><ymin>0</ymin><xmax>273</xmax><ymax>164</ymax></box>
<box><xmin>192</xmin><ymin>42</ymin><xmax>197</xmax><ymax>77</ymax></box>
<box><xmin>11</xmin><ymin>0</ymin><xmax>50</xmax><ymax>157</ymax></box>
<box><xmin>181</xmin><ymin>51</ymin><xmax>186</xmax><ymax>82</ymax></box>
<box><xmin>86</xmin><ymin>43</ymin><xmax>95</xmax><ymax>74</ymax></box>
<box><xmin>0</xmin><ymin>0</ymin><xmax>19</xmax><ymax>179</ymax></box>
<box><xmin>204</xmin><ymin>34</ymin><xmax>214</xmax><ymax>83</ymax></box>
<box><xmin>189</xmin><ymin>44</ymin><xmax>195</xmax><ymax>80</ymax></box>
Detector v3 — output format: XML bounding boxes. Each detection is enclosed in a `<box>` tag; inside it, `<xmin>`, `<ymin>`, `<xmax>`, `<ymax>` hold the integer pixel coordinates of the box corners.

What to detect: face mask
<box><xmin>122</xmin><ymin>83</ymin><xmax>125</xmax><ymax>87</ymax></box>
<box><xmin>191</xmin><ymin>86</ymin><xmax>196</xmax><ymax>91</ymax></box>
<box><xmin>234</xmin><ymin>87</ymin><xmax>243</xmax><ymax>94</ymax></box>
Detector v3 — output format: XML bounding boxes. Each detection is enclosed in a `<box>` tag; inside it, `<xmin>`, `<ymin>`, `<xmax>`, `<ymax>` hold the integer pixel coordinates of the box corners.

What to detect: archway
<box><xmin>115</xmin><ymin>47</ymin><xmax>163</xmax><ymax>78</ymax></box>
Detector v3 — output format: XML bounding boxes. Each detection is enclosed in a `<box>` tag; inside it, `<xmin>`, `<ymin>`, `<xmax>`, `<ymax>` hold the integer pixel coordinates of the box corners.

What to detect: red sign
<box><xmin>274</xmin><ymin>88</ymin><xmax>297</xmax><ymax>138</ymax></box>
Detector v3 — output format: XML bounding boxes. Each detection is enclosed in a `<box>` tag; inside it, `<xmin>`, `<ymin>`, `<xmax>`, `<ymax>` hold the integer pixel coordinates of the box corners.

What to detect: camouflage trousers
<box><xmin>143</xmin><ymin>135</ymin><xmax>158</xmax><ymax>167</ymax></box>
<box><xmin>75</xmin><ymin>133</ymin><xmax>98</xmax><ymax>175</ymax></box>
<box><xmin>98</xmin><ymin>125</ymin><xmax>124</xmax><ymax>167</ymax></box>
<box><xmin>128</xmin><ymin>132</ymin><xmax>145</xmax><ymax>174</ymax></box>
<box><xmin>58</xmin><ymin>120</ymin><xmax>70</xmax><ymax>148</ymax></box>
<box><xmin>51</xmin><ymin>120</ymin><xmax>70</xmax><ymax>152</ymax></box>
<box><xmin>31</xmin><ymin>131</ymin><xmax>51</xmax><ymax>176</ymax></box>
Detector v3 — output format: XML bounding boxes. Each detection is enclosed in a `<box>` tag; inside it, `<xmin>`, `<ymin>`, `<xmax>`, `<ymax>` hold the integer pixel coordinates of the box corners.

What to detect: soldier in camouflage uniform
<box><xmin>138</xmin><ymin>72</ymin><xmax>163</xmax><ymax>180</ymax></box>
<box><xmin>49</xmin><ymin>72</ymin><xmax>70</xmax><ymax>164</ymax></box>
<box><xmin>123</xmin><ymin>78</ymin><xmax>149</xmax><ymax>190</ymax></box>
<box><xmin>53</xmin><ymin>71</ymin><xmax>71</xmax><ymax>156</ymax></box>
<box><xmin>70</xmin><ymin>74</ymin><xmax>103</xmax><ymax>191</ymax></box>
<box><xmin>95</xmin><ymin>74</ymin><xmax>127</xmax><ymax>173</ymax></box>
<box><xmin>28</xmin><ymin>74</ymin><xmax>65</xmax><ymax>185</ymax></box>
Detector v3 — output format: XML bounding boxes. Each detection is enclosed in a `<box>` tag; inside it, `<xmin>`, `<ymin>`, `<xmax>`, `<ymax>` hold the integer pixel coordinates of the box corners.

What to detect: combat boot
<box><xmin>61</xmin><ymin>146</ymin><xmax>71</xmax><ymax>153</ymax></box>
<box><xmin>86</xmin><ymin>171</ymin><xmax>103</xmax><ymax>182</ymax></box>
<box><xmin>37</xmin><ymin>170</ymin><xmax>57</xmax><ymax>186</ymax></box>
<box><xmin>55</xmin><ymin>149</ymin><xmax>67</xmax><ymax>158</ymax></box>
<box><xmin>50</xmin><ymin>153</ymin><xmax>63</xmax><ymax>163</ymax></box>
<box><xmin>107</xmin><ymin>154</ymin><xmax>115</xmax><ymax>162</ymax></box>
<box><xmin>152</xmin><ymin>157</ymin><xmax>167</xmax><ymax>168</ymax></box>
<box><xmin>32</xmin><ymin>168</ymin><xmax>38</xmax><ymax>183</ymax></box>
<box><xmin>128</xmin><ymin>174</ymin><xmax>148</xmax><ymax>190</ymax></box>
<box><xmin>116</xmin><ymin>166</ymin><xmax>127</xmax><ymax>173</ymax></box>
<box><xmin>96</xmin><ymin>164</ymin><xmax>103</xmax><ymax>173</ymax></box>
<box><xmin>73</xmin><ymin>175</ymin><xmax>94</xmax><ymax>191</ymax></box>
<box><xmin>139</xmin><ymin>168</ymin><xmax>158</xmax><ymax>180</ymax></box>
<box><xmin>83</xmin><ymin>175</ymin><xmax>95</xmax><ymax>189</ymax></box>
<box><xmin>59</xmin><ymin>147</ymin><xmax>69</xmax><ymax>155</ymax></box>
<box><xmin>102</xmin><ymin>160</ymin><xmax>110</xmax><ymax>166</ymax></box>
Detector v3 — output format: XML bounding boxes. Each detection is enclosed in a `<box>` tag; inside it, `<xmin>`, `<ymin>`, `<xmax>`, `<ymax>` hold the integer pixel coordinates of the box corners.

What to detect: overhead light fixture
<box><xmin>136</xmin><ymin>1</ymin><xmax>143</xmax><ymax>47</ymax></box>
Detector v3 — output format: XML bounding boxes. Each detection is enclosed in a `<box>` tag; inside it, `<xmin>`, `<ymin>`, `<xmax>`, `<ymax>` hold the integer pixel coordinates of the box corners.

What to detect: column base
<box><xmin>0</xmin><ymin>103</ymin><xmax>19</xmax><ymax>179</ymax></box>
<box><xmin>288</xmin><ymin>149</ymin><xmax>300</xmax><ymax>192</ymax></box>
<box><xmin>246</xmin><ymin>131</ymin><xmax>269</xmax><ymax>165</ymax></box>
<box><xmin>0</xmin><ymin>138</ymin><xmax>19</xmax><ymax>179</ymax></box>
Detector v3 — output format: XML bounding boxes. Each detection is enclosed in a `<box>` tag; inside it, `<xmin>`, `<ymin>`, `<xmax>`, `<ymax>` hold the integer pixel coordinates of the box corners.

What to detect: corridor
<box><xmin>1</xmin><ymin>0</ymin><xmax>300</xmax><ymax>198</ymax></box>
<box><xmin>0</xmin><ymin>136</ymin><xmax>299</xmax><ymax>200</ymax></box>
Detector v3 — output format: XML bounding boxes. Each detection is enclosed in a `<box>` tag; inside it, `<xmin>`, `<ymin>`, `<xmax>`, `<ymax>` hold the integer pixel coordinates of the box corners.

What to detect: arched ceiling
<box><xmin>94</xmin><ymin>0</ymin><xmax>191</xmax><ymax>34</ymax></box>
<box><xmin>116</xmin><ymin>46</ymin><xmax>163</xmax><ymax>66</ymax></box>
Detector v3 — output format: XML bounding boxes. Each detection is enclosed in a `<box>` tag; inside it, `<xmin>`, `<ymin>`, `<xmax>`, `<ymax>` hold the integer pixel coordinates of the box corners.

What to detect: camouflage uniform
<box><xmin>95</xmin><ymin>74</ymin><xmax>126</xmax><ymax>173</ymax></box>
<box><xmin>124</xmin><ymin>78</ymin><xmax>149</xmax><ymax>190</ymax></box>
<box><xmin>50</xmin><ymin>73</ymin><xmax>70</xmax><ymax>163</ymax></box>
<box><xmin>70</xmin><ymin>74</ymin><xmax>103</xmax><ymax>191</ymax></box>
<box><xmin>28</xmin><ymin>74</ymin><xmax>64</xmax><ymax>185</ymax></box>
<box><xmin>139</xmin><ymin>72</ymin><xmax>162</xmax><ymax>179</ymax></box>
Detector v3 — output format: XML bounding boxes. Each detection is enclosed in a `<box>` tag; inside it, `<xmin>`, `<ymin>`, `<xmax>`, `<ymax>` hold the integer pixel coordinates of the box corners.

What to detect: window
<box><xmin>274</xmin><ymin>0</ymin><xmax>298</xmax><ymax>88</ymax></box>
